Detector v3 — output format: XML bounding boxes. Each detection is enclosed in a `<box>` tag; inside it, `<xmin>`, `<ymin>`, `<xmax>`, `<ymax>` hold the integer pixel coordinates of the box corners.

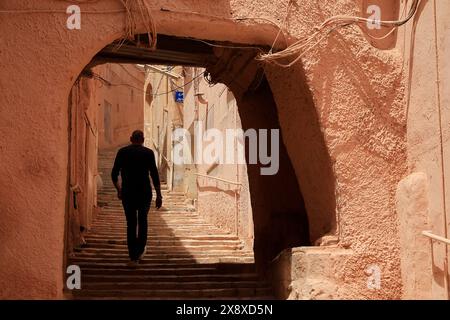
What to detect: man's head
<box><xmin>130</xmin><ymin>130</ymin><xmax>144</xmax><ymax>145</ymax></box>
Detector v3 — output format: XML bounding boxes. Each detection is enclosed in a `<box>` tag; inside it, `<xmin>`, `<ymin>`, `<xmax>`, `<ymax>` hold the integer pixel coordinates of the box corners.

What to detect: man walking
<box><xmin>111</xmin><ymin>130</ymin><xmax>163</xmax><ymax>267</ymax></box>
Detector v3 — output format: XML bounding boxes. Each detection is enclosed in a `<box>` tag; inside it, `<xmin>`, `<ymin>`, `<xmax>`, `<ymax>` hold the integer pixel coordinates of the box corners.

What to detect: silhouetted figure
<box><xmin>111</xmin><ymin>130</ymin><xmax>162</xmax><ymax>267</ymax></box>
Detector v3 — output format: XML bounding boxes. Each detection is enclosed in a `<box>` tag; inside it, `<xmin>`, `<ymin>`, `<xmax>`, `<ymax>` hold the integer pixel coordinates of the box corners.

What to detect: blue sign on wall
<box><xmin>175</xmin><ymin>91</ymin><xmax>184</xmax><ymax>103</ymax></box>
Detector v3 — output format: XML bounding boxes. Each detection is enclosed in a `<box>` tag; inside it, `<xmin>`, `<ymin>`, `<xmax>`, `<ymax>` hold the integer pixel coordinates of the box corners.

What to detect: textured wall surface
<box><xmin>95</xmin><ymin>64</ymin><xmax>145</xmax><ymax>150</ymax></box>
<box><xmin>0</xmin><ymin>0</ymin><xmax>418</xmax><ymax>299</ymax></box>
<box><xmin>233</xmin><ymin>0</ymin><xmax>407</xmax><ymax>298</ymax></box>
<box><xmin>399</xmin><ymin>0</ymin><xmax>450</xmax><ymax>299</ymax></box>
<box><xmin>396</xmin><ymin>172</ymin><xmax>432</xmax><ymax>299</ymax></box>
<box><xmin>191</xmin><ymin>81</ymin><xmax>254</xmax><ymax>249</ymax></box>
<box><xmin>66</xmin><ymin>77</ymin><xmax>99</xmax><ymax>256</ymax></box>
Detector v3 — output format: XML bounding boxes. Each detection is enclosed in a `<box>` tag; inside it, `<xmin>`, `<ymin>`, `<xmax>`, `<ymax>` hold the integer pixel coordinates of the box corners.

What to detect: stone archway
<box><xmin>77</xmin><ymin>34</ymin><xmax>335</xmax><ymax>269</ymax></box>
<box><xmin>65</xmin><ymin>11</ymin><xmax>337</xmax><ymax>269</ymax></box>
<box><xmin>0</xmin><ymin>0</ymin><xmax>335</xmax><ymax>298</ymax></box>
<box><xmin>0</xmin><ymin>0</ymin><xmax>407</xmax><ymax>299</ymax></box>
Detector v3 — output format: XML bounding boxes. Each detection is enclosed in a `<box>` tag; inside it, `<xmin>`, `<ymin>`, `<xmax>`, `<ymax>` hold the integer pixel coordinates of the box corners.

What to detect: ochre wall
<box><xmin>95</xmin><ymin>64</ymin><xmax>145</xmax><ymax>150</ymax></box>
<box><xmin>67</xmin><ymin>76</ymin><xmax>99</xmax><ymax>256</ymax></box>
<box><xmin>188</xmin><ymin>79</ymin><xmax>255</xmax><ymax>249</ymax></box>
<box><xmin>0</xmin><ymin>0</ymin><xmax>413</xmax><ymax>299</ymax></box>
<box><xmin>65</xmin><ymin>62</ymin><xmax>145</xmax><ymax>258</ymax></box>
<box><xmin>230</xmin><ymin>0</ymin><xmax>407</xmax><ymax>298</ymax></box>
<box><xmin>397</xmin><ymin>0</ymin><xmax>450</xmax><ymax>299</ymax></box>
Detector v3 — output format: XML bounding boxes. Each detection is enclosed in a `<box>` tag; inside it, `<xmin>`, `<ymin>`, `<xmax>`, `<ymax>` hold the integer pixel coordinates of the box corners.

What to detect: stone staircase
<box><xmin>69</xmin><ymin>148</ymin><xmax>274</xmax><ymax>299</ymax></box>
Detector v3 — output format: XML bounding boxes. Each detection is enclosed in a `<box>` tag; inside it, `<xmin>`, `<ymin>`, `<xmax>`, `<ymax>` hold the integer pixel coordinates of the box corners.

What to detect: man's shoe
<box><xmin>138</xmin><ymin>246</ymin><xmax>147</xmax><ymax>261</ymax></box>
<box><xmin>127</xmin><ymin>260</ymin><xmax>139</xmax><ymax>268</ymax></box>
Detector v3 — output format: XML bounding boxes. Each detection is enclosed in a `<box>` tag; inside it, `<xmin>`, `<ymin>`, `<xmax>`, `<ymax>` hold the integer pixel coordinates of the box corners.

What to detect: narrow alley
<box><xmin>69</xmin><ymin>149</ymin><xmax>273</xmax><ymax>299</ymax></box>
<box><xmin>2</xmin><ymin>0</ymin><xmax>450</xmax><ymax>303</ymax></box>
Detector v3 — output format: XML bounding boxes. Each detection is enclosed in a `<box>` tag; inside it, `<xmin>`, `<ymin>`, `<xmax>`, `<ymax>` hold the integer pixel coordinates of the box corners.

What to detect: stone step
<box><xmin>99</xmin><ymin>190</ymin><xmax>178</xmax><ymax>194</ymax></box>
<box><xmin>98</xmin><ymin>194</ymin><xmax>183</xmax><ymax>197</ymax></box>
<box><xmin>70</xmin><ymin>256</ymin><xmax>255</xmax><ymax>264</ymax></box>
<box><xmin>98</xmin><ymin>200</ymin><xmax>185</xmax><ymax>204</ymax></box>
<box><xmin>73</xmin><ymin>256</ymin><xmax>254</xmax><ymax>263</ymax></box>
<box><xmin>84</xmin><ymin>234</ymin><xmax>239</xmax><ymax>241</ymax></box>
<box><xmin>76</xmin><ymin>262</ymin><xmax>258</xmax><ymax>272</ymax></box>
<box><xmin>85</xmin><ymin>230</ymin><xmax>232</xmax><ymax>236</ymax></box>
<box><xmin>81</xmin><ymin>274</ymin><xmax>261</xmax><ymax>284</ymax></box>
<box><xmin>99</xmin><ymin>208</ymin><xmax>195</xmax><ymax>212</ymax></box>
<box><xmin>87</xmin><ymin>226</ymin><xmax>227</xmax><ymax>231</ymax></box>
<box><xmin>87</xmin><ymin>226</ymin><xmax>224</xmax><ymax>232</ymax></box>
<box><xmin>85</xmin><ymin>232</ymin><xmax>233</xmax><ymax>238</ymax></box>
<box><xmin>99</xmin><ymin>189</ymin><xmax>178</xmax><ymax>193</ymax></box>
<box><xmin>72</xmin><ymin>287</ymin><xmax>273</xmax><ymax>299</ymax></box>
<box><xmin>77</xmin><ymin>247</ymin><xmax>245</xmax><ymax>253</ymax></box>
<box><xmin>84</xmin><ymin>234</ymin><xmax>233</xmax><ymax>240</ymax></box>
<box><xmin>92</xmin><ymin>215</ymin><xmax>203</xmax><ymax>220</ymax></box>
<box><xmin>81</xmin><ymin>280</ymin><xmax>268</xmax><ymax>291</ymax></box>
<box><xmin>95</xmin><ymin>213</ymin><xmax>198</xmax><ymax>218</ymax></box>
<box><xmin>74</xmin><ymin>259</ymin><xmax>256</xmax><ymax>266</ymax></box>
<box><xmin>90</xmin><ymin>220</ymin><xmax>208</xmax><ymax>225</ymax></box>
<box><xmin>72</xmin><ymin>252</ymin><xmax>252</xmax><ymax>260</ymax></box>
<box><xmin>87</xmin><ymin>228</ymin><xmax>228</xmax><ymax>234</ymax></box>
<box><xmin>76</xmin><ymin>241</ymin><xmax>237</xmax><ymax>252</ymax></box>
<box><xmin>98</xmin><ymin>205</ymin><xmax>190</xmax><ymax>209</ymax></box>
<box><xmin>71</xmin><ymin>152</ymin><xmax>271</xmax><ymax>299</ymax></box>
<box><xmin>83</xmin><ymin>238</ymin><xmax>241</xmax><ymax>246</ymax></box>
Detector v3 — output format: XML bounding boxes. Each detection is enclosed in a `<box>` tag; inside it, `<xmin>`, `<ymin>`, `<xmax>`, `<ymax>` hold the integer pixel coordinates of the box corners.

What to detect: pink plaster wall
<box><xmin>66</xmin><ymin>76</ymin><xmax>99</xmax><ymax>255</ymax></box>
<box><xmin>65</xmin><ymin>63</ymin><xmax>145</xmax><ymax>257</ymax></box>
<box><xmin>191</xmin><ymin>80</ymin><xmax>254</xmax><ymax>249</ymax></box>
<box><xmin>196</xmin><ymin>167</ymin><xmax>254</xmax><ymax>249</ymax></box>
<box><xmin>232</xmin><ymin>0</ymin><xmax>407</xmax><ymax>298</ymax></box>
<box><xmin>398</xmin><ymin>0</ymin><xmax>450</xmax><ymax>299</ymax></box>
<box><xmin>95</xmin><ymin>64</ymin><xmax>145</xmax><ymax>150</ymax></box>
<box><xmin>0</xmin><ymin>0</ymin><xmax>422</xmax><ymax>299</ymax></box>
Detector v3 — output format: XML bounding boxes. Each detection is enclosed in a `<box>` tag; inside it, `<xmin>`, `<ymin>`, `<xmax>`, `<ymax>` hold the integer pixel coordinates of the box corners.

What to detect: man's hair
<box><xmin>130</xmin><ymin>130</ymin><xmax>144</xmax><ymax>143</ymax></box>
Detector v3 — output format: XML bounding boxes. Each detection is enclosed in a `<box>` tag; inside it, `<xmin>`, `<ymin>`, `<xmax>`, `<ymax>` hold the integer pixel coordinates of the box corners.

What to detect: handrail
<box><xmin>422</xmin><ymin>230</ymin><xmax>450</xmax><ymax>246</ymax></box>
<box><xmin>150</xmin><ymin>137</ymin><xmax>160</xmax><ymax>151</ymax></box>
<box><xmin>194</xmin><ymin>173</ymin><xmax>241</xmax><ymax>186</ymax></box>
<box><xmin>150</xmin><ymin>137</ymin><xmax>171</xmax><ymax>169</ymax></box>
<box><xmin>161</xmin><ymin>153</ymin><xmax>171</xmax><ymax>166</ymax></box>
<box><xmin>422</xmin><ymin>230</ymin><xmax>450</xmax><ymax>300</ymax></box>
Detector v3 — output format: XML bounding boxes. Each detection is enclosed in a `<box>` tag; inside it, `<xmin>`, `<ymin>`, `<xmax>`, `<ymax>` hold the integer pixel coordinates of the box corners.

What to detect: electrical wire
<box><xmin>154</xmin><ymin>70</ymin><xmax>206</xmax><ymax>96</ymax></box>
<box><xmin>364</xmin><ymin>2</ymin><xmax>409</xmax><ymax>41</ymax></box>
<box><xmin>0</xmin><ymin>8</ymin><xmax>125</xmax><ymax>14</ymax></box>
<box><xmin>259</xmin><ymin>0</ymin><xmax>420</xmax><ymax>67</ymax></box>
<box><xmin>88</xmin><ymin>69</ymin><xmax>206</xmax><ymax>97</ymax></box>
<box><xmin>118</xmin><ymin>64</ymin><xmax>145</xmax><ymax>84</ymax></box>
<box><xmin>88</xmin><ymin>71</ymin><xmax>151</xmax><ymax>96</ymax></box>
<box><xmin>0</xmin><ymin>1</ymin><xmax>419</xmax><ymax>70</ymax></box>
<box><xmin>0</xmin><ymin>3</ymin><xmax>288</xmax><ymax>56</ymax></box>
<box><xmin>189</xmin><ymin>38</ymin><xmax>265</xmax><ymax>52</ymax></box>
<box><xmin>269</xmin><ymin>0</ymin><xmax>293</xmax><ymax>54</ymax></box>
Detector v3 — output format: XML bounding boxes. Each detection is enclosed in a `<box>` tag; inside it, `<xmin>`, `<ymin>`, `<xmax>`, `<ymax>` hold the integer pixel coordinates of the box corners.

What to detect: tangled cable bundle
<box><xmin>55</xmin><ymin>0</ymin><xmax>157</xmax><ymax>50</ymax></box>
<box><xmin>118</xmin><ymin>0</ymin><xmax>157</xmax><ymax>50</ymax></box>
<box><xmin>108</xmin><ymin>0</ymin><xmax>156</xmax><ymax>50</ymax></box>
<box><xmin>5</xmin><ymin>0</ymin><xmax>419</xmax><ymax>67</ymax></box>
<box><xmin>258</xmin><ymin>0</ymin><xmax>420</xmax><ymax>68</ymax></box>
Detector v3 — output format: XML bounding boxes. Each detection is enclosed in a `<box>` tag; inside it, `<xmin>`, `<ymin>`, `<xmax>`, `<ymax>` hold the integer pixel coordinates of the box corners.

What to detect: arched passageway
<box><xmin>74</xmin><ymin>32</ymin><xmax>336</xmax><ymax>271</ymax></box>
<box><xmin>2</xmin><ymin>0</ymin><xmax>409</xmax><ymax>299</ymax></box>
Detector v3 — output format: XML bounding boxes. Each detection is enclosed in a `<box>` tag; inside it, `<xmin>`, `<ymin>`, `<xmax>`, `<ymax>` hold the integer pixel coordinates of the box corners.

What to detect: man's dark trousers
<box><xmin>122</xmin><ymin>196</ymin><xmax>151</xmax><ymax>261</ymax></box>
